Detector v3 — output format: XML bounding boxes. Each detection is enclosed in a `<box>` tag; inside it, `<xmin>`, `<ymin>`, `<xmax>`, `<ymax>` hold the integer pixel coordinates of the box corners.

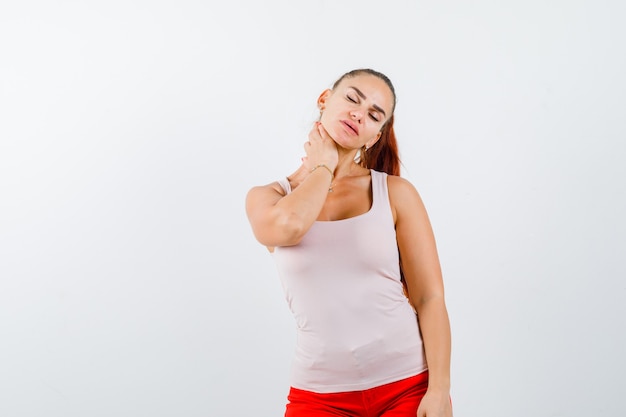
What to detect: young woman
<box><xmin>246</xmin><ymin>69</ymin><xmax>453</xmax><ymax>417</ymax></box>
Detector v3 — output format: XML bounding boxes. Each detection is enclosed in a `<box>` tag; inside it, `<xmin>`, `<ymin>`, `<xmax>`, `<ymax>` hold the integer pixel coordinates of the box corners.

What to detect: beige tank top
<box><xmin>272</xmin><ymin>170</ymin><xmax>426</xmax><ymax>393</ymax></box>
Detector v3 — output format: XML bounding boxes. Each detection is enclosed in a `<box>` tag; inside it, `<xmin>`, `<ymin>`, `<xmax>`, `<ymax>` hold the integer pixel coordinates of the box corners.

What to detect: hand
<box><xmin>302</xmin><ymin>122</ymin><xmax>338</xmax><ymax>172</ymax></box>
<box><xmin>416</xmin><ymin>389</ymin><xmax>453</xmax><ymax>417</ymax></box>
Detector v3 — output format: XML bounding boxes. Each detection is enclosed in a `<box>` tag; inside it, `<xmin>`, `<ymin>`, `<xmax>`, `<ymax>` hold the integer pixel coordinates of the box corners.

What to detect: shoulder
<box><xmin>248</xmin><ymin>180</ymin><xmax>286</xmax><ymax>195</ymax></box>
<box><xmin>386</xmin><ymin>174</ymin><xmax>427</xmax><ymax>222</ymax></box>
<box><xmin>246</xmin><ymin>181</ymin><xmax>286</xmax><ymax>208</ymax></box>
<box><xmin>387</xmin><ymin>174</ymin><xmax>421</xmax><ymax>202</ymax></box>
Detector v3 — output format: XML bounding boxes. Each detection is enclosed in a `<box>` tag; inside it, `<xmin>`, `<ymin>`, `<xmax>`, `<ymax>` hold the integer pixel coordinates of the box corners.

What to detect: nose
<box><xmin>350</xmin><ymin>109</ymin><xmax>362</xmax><ymax>122</ymax></box>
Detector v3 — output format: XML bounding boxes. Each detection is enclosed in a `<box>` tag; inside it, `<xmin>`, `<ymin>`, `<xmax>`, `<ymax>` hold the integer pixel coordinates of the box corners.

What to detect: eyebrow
<box><xmin>349</xmin><ymin>86</ymin><xmax>387</xmax><ymax>118</ymax></box>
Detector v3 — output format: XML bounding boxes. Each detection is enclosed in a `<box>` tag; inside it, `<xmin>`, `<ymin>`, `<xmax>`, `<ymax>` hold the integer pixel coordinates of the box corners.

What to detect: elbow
<box><xmin>254</xmin><ymin>212</ymin><xmax>307</xmax><ymax>247</ymax></box>
<box><xmin>274</xmin><ymin>212</ymin><xmax>307</xmax><ymax>245</ymax></box>
<box><xmin>412</xmin><ymin>294</ymin><xmax>447</xmax><ymax>314</ymax></box>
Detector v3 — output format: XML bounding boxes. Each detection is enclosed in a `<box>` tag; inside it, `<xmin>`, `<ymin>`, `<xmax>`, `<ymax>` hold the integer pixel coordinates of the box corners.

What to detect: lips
<box><xmin>341</xmin><ymin>120</ymin><xmax>359</xmax><ymax>135</ymax></box>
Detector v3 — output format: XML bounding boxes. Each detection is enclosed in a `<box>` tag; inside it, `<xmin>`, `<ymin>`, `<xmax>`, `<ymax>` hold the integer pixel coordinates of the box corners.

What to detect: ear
<box><xmin>317</xmin><ymin>89</ymin><xmax>332</xmax><ymax>110</ymax></box>
<box><xmin>366</xmin><ymin>131</ymin><xmax>382</xmax><ymax>149</ymax></box>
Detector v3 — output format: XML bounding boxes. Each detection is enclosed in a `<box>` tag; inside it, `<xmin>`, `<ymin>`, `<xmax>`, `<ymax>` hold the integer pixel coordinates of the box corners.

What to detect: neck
<box><xmin>333</xmin><ymin>149</ymin><xmax>361</xmax><ymax>179</ymax></box>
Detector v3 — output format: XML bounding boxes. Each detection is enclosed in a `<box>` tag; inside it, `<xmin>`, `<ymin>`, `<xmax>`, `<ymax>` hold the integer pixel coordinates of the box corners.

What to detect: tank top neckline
<box><xmin>279</xmin><ymin>170</ymin><xmax>385</xmax><ymax>224</ymax></box>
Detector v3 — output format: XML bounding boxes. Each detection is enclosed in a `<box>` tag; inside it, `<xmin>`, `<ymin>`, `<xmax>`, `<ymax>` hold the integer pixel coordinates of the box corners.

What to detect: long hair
<box><xmin>331</xmin><ymin>68</ymin><xmax>402</xmax><ymax>176</ymax></box>
<box><xmin>358</xmin><ymin>114</ymin><xmax>400</xmax><ymax>176</ymax></box>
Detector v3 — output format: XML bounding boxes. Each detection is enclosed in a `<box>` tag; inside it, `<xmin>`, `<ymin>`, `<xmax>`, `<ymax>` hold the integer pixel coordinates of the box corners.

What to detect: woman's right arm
<box><xmin>245</xmin><ymin>167</ymin><xmax>329</xmax><ymax>247</ymax></box>
<box><xmin>245</xmin><ymin>123</ymin><xmax>338</xmax><ymax>248</ymax></box>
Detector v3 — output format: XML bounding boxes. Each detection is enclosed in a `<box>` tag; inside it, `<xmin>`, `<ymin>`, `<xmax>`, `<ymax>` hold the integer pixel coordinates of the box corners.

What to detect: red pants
<box><xmin>284</xmin><ymin>371</ymin><xmax>429</xmax><ymax>417</ymax></box>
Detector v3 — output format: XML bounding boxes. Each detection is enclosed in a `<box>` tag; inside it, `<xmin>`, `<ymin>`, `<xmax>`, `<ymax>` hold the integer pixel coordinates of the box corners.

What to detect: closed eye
<box><xmin>347</xmin><ymin>91</ymin><xmax>382</xmax><ymax>122</ymax></box>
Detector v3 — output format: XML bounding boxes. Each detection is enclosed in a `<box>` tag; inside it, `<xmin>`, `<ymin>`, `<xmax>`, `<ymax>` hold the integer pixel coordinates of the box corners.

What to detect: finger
<box><xmin>317</xmin><ymin>124</ymin><xmax>336</xmax><ymax>145</ymax></box>
<box><xmin>317</xmin><ymin>122</ymin><xmax>329</xmax><ymax>137</ymax></box>
<box><xmin>308</xmin><ymin>128</ymin><xmax>321</xmax><ymax>142</ymax></box>
<box><xmin>310</xmin><ymin>122</ymin><xmax>323</xmax><ymax>137</ymax></box>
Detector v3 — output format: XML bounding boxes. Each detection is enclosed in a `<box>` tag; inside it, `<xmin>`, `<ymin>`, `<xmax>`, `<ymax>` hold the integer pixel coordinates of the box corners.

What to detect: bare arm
<box><xmin>389</xmin><ymin>176</ymin><xmax>453</xmax><ymax>417</ymax></box>
<box><xmin>245</xmin><ymin>123</ymin><xmax>338</xmax><ymax>248</ymax></box>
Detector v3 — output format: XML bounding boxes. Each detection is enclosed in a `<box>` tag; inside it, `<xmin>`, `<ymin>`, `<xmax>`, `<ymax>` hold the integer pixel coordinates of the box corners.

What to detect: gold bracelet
<box><xmin>311</xmin><ymin>164</ymin><xmax>334</xmax><ymax>192</ymax></box>
<box><xmin>310</xmin><ymin>164</ymin><xmax>334</xmax><ymax>182</ymax></box>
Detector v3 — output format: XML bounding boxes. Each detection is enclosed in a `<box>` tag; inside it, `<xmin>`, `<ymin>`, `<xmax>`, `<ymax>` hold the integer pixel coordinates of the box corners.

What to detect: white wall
<box><xmin>1</xmin><ymin>1</ymin><xmax>624</xmax><ymax>416</ymax></box>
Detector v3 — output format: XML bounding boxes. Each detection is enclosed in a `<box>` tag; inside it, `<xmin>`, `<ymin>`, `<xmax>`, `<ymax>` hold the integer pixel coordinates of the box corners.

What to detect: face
<box><xmin>318</xmin><ymin>74</ymin><xmax>394</xmax><ymax>150</ymax></box>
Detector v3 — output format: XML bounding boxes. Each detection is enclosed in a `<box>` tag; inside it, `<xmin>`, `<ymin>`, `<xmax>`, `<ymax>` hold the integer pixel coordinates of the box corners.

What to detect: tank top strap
<box><xmin>276</xmin><ymin>177</ymin><xmax>292</xmax><ymax>194</ymax></box>
<box><xmin>370</xmin><ymin>169</ymin><xmax>389</xmax><ymax>213</ymax></box>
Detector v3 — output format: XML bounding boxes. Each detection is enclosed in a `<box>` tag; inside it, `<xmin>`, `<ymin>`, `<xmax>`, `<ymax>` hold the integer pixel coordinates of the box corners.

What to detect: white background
<box><xmin>1</xmin><ymin>1</ymin><xmax>625</xmax><ymax>416</ymax></box>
